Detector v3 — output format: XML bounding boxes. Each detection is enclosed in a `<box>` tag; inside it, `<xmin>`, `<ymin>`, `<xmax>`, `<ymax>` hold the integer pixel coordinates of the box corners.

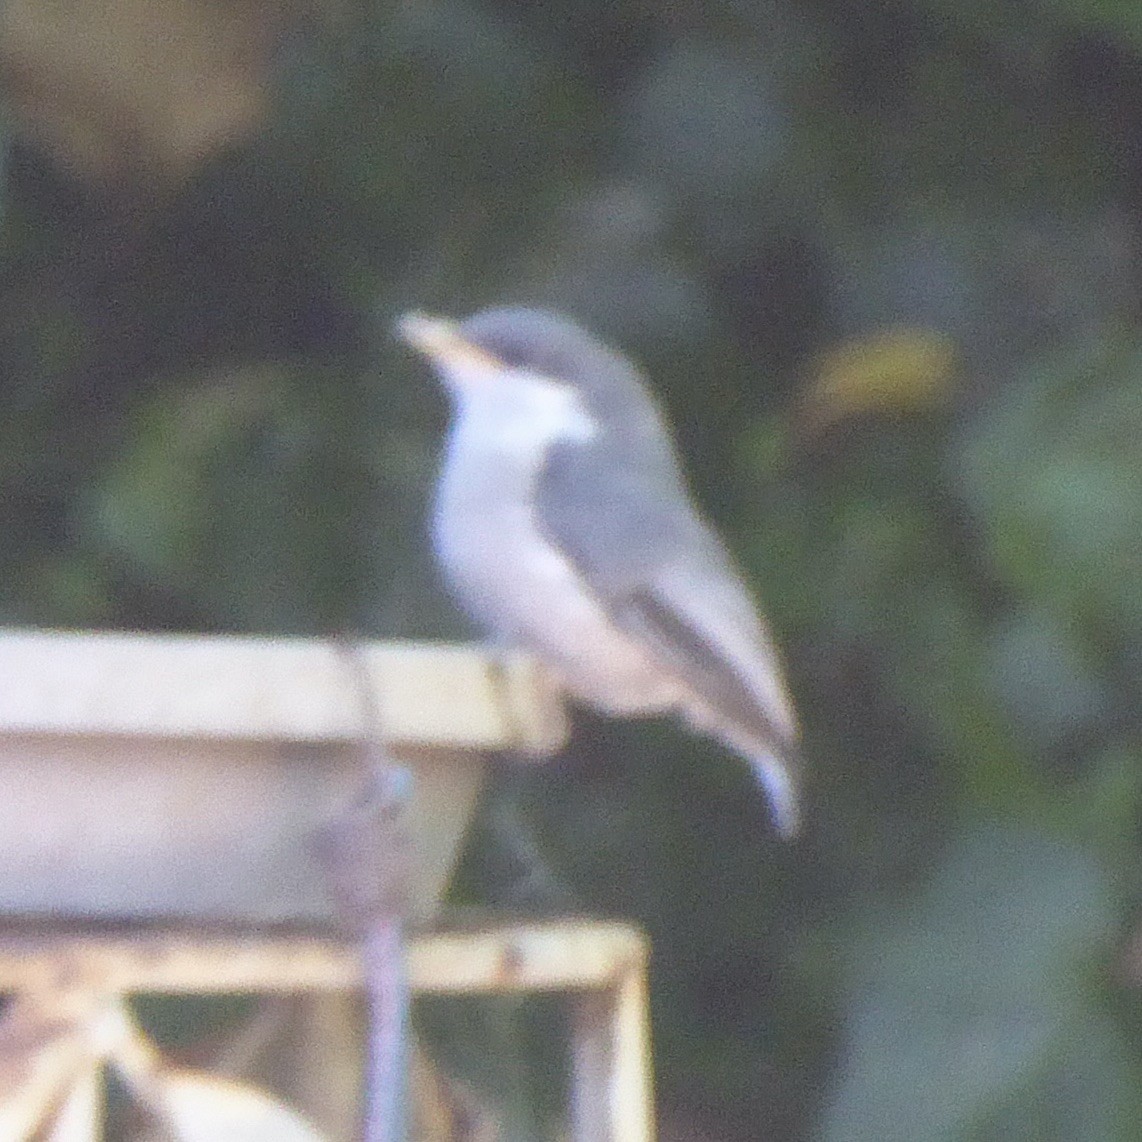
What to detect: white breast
<box><xmin>432</xmin><ymin>373</ymin><xmax>685</xmax><ymax>713</ymax></box>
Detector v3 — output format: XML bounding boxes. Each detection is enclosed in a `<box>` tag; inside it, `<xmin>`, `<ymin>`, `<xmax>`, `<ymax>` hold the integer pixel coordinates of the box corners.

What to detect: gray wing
<box><xmin>535</xmin><ymin>428</ymin><xmax>799</xmax><ymax>761</ymax></box>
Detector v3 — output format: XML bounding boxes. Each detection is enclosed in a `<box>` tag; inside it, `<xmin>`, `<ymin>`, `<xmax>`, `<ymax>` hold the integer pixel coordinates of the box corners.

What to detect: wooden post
<box><xmin>570</xmin><ymin>950</ymin><xmax>655</xmax><ymax>1142</ymax></box>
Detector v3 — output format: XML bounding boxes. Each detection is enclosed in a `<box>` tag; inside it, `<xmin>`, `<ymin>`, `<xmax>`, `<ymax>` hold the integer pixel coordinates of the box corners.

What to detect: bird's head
<box><xmin>397</xmin><ymin>307</ymin><xmax>661</xmax><ymax>442</ymax></box>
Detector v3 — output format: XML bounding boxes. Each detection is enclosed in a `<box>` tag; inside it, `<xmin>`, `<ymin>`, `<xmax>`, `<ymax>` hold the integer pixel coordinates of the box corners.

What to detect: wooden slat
<box><xmin>0</xmin><ymin>630</ymin><xmax>567</xmax><ymax>754</ymax></box>
<box><xmin>407</xmin><ymin>922</ymin><xmax>649</xmax><ymax>996</ymax></box>
<box><xmin>0</xmin><ymin>922</ymin><xmax>648</xmax><ymax>995</ymax></box>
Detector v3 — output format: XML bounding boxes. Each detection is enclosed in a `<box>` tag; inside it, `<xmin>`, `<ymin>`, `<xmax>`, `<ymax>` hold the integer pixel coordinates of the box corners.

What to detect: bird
<box><xmin>397</xmin><ymin>306</ymin><xmax>801</xmax><ymax>834</ymax></box>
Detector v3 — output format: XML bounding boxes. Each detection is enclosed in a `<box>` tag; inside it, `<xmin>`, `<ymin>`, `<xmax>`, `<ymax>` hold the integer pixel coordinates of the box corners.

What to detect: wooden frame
<box><xmin>0</xmin><ymin>920</ymin><xmax>654</xmax><ymax>1141</ymax></box>
<box><xmin>0</xmin><ymin>629</ymin><xmax>656</xmax><ymax>1139</ymax></box>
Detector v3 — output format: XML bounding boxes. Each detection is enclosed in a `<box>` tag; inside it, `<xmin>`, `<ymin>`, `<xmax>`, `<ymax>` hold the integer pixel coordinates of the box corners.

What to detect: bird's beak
<box><xmin>396</xmin><ymin>311</ymin><xmax>503</xmax><ymax>373</ymax></box>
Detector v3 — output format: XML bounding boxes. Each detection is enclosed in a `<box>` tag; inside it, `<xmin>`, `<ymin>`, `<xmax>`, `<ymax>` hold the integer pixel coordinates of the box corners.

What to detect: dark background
<box><xmin>2</xmin><ymin>0</ymin><xmax>1142</xmax><ymax>1137</ymax></box>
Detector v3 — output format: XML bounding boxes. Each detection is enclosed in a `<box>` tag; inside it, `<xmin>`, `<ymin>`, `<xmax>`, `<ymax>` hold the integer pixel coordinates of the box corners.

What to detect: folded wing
<box><xmin>536</xmin><ymin>425</ymin><xmax>800</xmax><ymax>825</ymax></box>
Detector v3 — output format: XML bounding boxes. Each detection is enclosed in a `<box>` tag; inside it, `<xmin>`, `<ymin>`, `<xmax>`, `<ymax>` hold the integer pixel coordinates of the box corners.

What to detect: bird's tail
<box><xmin>747</xmin><ymin>748</ymin><xmax>800</xmax><ymax>837</ymax></box>
<box><xmin>684</xmin><ymin>708</ymin><xmax>801</xmax><ymax>836</ymax></box>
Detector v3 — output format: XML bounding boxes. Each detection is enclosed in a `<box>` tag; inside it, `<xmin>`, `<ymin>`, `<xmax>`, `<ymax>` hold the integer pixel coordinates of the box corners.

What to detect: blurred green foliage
<box><xmin>3</xmin><ymin>0</ymin><xmax>1142</xmax><ymax>1137</ymax></box>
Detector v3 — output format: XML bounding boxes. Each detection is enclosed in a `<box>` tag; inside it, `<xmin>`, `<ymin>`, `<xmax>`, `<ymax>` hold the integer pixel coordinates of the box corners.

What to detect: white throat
<box><xmin>445</xmin><ymin>366</ymin><xmax>599</xmax><ymax>462</ymax></box>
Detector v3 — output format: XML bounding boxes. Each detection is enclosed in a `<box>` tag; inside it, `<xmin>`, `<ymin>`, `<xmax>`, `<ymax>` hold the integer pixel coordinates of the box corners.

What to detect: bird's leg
<box><xmin>482</xmin><ymin>773</ymin><xmax>577</xmax><ymax>911</ymax></box>
<box><xmin>482</xmin><ymin>637</ymin><xmax>530</xmax><ymax>752</ymax></box>
<box><xmin>481</xmin><ymin>637</ymin><xmax>569</xmax><ymax>759</ymax></box>
<box><xmin>480</xmin><ymin>638</ymin><xmax>576</xmax><ymax>910</ymax></box>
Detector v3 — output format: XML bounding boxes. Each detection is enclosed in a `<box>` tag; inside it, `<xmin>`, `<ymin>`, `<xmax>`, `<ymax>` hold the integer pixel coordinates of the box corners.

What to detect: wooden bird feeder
<box><xmin>0</xmin><ymin>628</ymin><xmax>656</xmax><ymax>1140</ymax></box>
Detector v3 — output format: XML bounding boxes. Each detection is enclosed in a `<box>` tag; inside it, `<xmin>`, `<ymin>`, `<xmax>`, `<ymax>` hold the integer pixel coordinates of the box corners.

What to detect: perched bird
<box><xmin>397</xmin><ymin>307</ymin><xmax>801</xmax><ymax>834</ymax></box>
